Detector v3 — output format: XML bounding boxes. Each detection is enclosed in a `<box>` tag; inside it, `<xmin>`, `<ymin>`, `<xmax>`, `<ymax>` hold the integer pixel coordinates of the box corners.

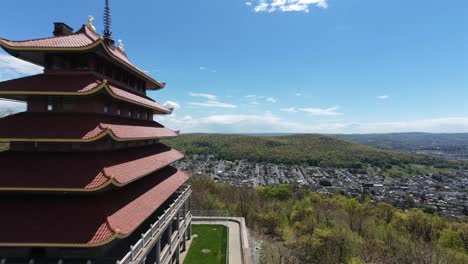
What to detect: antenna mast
<box><xmin>103</xmin><ymin>0</ymin><xmax>112</xmax><ymax>38</ymax></box>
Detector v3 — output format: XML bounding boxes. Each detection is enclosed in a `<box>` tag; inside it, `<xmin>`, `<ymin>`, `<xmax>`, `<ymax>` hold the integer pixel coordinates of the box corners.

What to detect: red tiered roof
<box><xmin>0</xmin><ymin>167</ymin><xmax>190</xmax><ymax>246</ymax></box>
<box><xmin>0</xmin><ymin>112</ymin><xmax>179</xmax><ymax>142</ymax></box>
<box><xmin>0</xmin><ymin>25</ymin><xmax>165</xmax><ymax>89</ymax></box>
<box><xmin>0</xmin><ymin>73</ymin><xmax>172</xmax><ymax>113</ymax></box>
<box><xmin>0</xmin><ymin>144</ymin><xmax>185</xmax><ymax>191</ymax></box>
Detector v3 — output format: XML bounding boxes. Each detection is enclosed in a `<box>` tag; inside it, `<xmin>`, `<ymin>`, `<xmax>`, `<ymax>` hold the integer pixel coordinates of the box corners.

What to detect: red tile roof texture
<box><xmin>0</xmin><ymin>25</ymin><xmax>164</xmax><ymax>89</ymax></box>
<box><xmin>0</xmin><ymin>167</ymin><xmax>190</xmax><ymax>246</ymax></box>
<box><xmin>0</xmin><ymin>144</ymin><xmax>184</xmax><ymax>190</ymax></box>
<box><xmin>0</xmin><ymin>31</ymin><xmax>96</xmax><ymax>48</ymax></box>
<box><xmin>0</xmin><ymin>112</ymin><xmax>178</xmax><ymax>141</ymax></box>
<box><xmin>0</xmin><ymin>73</ymin><xmax>172</xmax><ymax>113</ymax></box>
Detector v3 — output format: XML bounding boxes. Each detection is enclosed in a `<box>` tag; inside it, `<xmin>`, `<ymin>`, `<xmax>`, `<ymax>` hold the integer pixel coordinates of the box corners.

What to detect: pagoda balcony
<box><xmin>0</xmin><ymin>73</ymin><xmax>172</xmax><ymax>114</ymax></box>
<box><xmin>117</xmin><ymin>186</ymin><xmax>192</xmax><ymax>264</ymax></box>
<box><xmin>0</xmin><ymin>112</ymin><xmax>179</xmax><ymax>144</ymax></box>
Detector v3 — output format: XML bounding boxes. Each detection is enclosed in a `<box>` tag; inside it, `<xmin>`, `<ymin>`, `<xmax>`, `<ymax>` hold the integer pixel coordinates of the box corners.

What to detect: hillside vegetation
<box><xmin>163</xmin><ymin>134</ymin><xmax>462</xmax><ymax>171</ymax></box>
<box><xmin>191</xmin><ymin>175</ymin><xmax>468</xmax><ymax>264</ymax></box>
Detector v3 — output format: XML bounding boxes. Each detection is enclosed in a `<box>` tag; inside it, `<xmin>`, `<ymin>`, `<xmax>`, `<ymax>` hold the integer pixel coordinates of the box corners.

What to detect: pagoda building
<box><xmin>0</xmin><ymin>2</ymin><xmax>192</xmax><ymax>264</ymax></box>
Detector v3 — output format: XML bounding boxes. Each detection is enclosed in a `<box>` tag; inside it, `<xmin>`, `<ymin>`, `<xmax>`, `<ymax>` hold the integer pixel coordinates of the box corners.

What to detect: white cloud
<box><xmin>251</xmin><ymin>0</ymin><xmax>328</xmax><ymax>13</ymax></box>
<box><xmin>377</xmin><ymin>95</ymin><xmax>390</xmax><ymax>100</ymax></box>
<box><xmin>156</xmin><ymin>112</ymin><xmax>348</xmax><ymax>133</ymax></box>
<box><xmin>298</xmin><ymin>106</ymin><xmax>342</xmax><ymax>116</ymax></box>
<box><xmin>245</xmin><ymin>94</ymin><xmax>277</xmax><ymax>104</ymax></box>
<box><xmin>0</xmin><ymin>53</ymin><xmax>43</xmax><ymax>81</ymax></box>
<box><xmin>295</xmin><ymin>93</ymin><xmax>302</xmax><ymax>96</ymax></box>
<box><xmin>188</xmin><ymin>101</ymin><xmax>237</xmax><ymax>108</ymax></box>
<box><xmin>254</xmin><ymin>1</ymin><xmax>270</xmax><ymax>12</ymax></box>
<box><xmin>281</xmin><ymin>107</ymin><xmax>298</xmax><ymax>113</ymax></box>
<box><xmin>199</xmin><ymin>66</ymin><xmax>217</xmax><ymax>72</ymax></box>
<box><xmin>163</xmin><ymin>101</ymin><xmax>181</xmax><ymax>109</ymax></box>
<box><xmin>245</xmin><ymin>2</ymin><xmax>253</xmax><ymax>6</ymax></box>
<box><xmin>189</xmin><ymin>92</ymin><xmax>217</xmax><ymax>100</ymax></box>
<box><xmin>156</xmin><ymin>113</ymin><xmax>468</xmax><ymax>134</ymax></box>
<box><xmin>0</xmin><ymin>99</ymin><xmax>26</xmax><ymax>117</ymax></box>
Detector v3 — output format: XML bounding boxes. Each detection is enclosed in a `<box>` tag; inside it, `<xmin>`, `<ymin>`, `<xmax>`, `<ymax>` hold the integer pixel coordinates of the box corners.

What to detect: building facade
<box><xmin>0</xmin><ymin>7</ymin><xmax>191</xmax><ymax>264</ymax></box>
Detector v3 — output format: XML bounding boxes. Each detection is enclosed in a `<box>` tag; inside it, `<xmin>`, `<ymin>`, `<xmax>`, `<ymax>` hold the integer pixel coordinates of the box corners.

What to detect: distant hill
<box><xmin>334</xmin><ymin>132</ymin><xmax>468</xmax><ymax>151</ymax></box>
<box><xmin>163</xmin><ymin>134</ymin><xmax>463</xmax><ymax>171</ymax></box>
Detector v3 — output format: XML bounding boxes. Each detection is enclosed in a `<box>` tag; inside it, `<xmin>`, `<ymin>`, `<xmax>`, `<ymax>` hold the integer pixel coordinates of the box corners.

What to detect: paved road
<box><xmin>180</xmin><ymin>218</ymin><xmax>242</xmax><ymax>264</ymax></box>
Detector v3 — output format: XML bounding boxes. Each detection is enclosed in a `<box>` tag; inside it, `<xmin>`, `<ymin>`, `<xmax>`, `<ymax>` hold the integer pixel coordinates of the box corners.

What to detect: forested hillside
<box><xmin>190</xmin><ymin>175</ymin><xmax>468</xmax><ymax>264</ymax></box>
<box><xmin>163</xmin><ymin>134</ymin><xmax>463</xmax><ymax>170</ymax></box>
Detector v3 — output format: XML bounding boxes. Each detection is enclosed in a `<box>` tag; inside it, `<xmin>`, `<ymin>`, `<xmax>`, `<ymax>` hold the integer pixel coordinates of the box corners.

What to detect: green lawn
<box><xmin>183</xmin><ymin>224</ymin><xmax>228</xmax><ymax>264</ymax></box>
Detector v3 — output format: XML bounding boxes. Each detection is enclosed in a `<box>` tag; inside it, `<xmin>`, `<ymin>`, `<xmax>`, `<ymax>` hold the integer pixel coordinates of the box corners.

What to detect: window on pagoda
<box><xmin>114</xmin><ymin>68</ymin><xmax>122</xmax><ymax>82</ymax></box>
<box><xmin>128</xmin><ymin>110</ymin><xmax>133</xmax><ymax>117</ymax></box>
<box><xmin>47</xmin><ymin>97</ymin><xmax>62</xmax><ymax>111</ymax></box>
<box><xmin>105</xmin><ymin>64</ymin><xmax>113</xmax><ymax>77</ymax></box>
<box><xmin>71</xmin><ymin>143</ymin><xmax>81</xmax><ymax>150</ymax></box>
<box><xmin>129</xmin><ymin>76</ymin><xmax>136</xmax><ymax>88</ymax></box>
<box><xmin>96</xmin><ymin>59</ymin><xmax>104</xmax><ymax>74</ymax></box>
<box><xmin>104</xmin><ymin>104</ymin><xmax>110</xmax><ymax>113</ymax></box>
<box><xmin>47</xmin><ymin>55</ymin><xmax>65</xmax><ymax>70</ymax></box>
<box><xmin>116</xmin><ymin>108</ymin><xmax>121</xmax><ymax>115</ymax></box>
<box><xmin>62</xmin><ymin>97</ymin><xmax>75</xmax><ymax>111</ymax></box>
<box><xmin>70</xmin><ymin>55</ymin><xmax>89</xmax><ymax>70</ymax></box>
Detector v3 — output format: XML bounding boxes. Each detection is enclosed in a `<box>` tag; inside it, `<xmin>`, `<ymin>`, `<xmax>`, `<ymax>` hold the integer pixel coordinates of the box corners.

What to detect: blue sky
<box><xmin>0</xmin><ymin>0</ymin><xmax>467</xmax><ymax>133</ymax></box>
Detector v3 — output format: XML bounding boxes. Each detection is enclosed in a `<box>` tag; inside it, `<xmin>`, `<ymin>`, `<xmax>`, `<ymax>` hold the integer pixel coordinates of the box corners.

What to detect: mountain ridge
<box><xmin>163</xmin><ymin>133</ymin><xmax>465</xmax><ymax>171</ymax></box>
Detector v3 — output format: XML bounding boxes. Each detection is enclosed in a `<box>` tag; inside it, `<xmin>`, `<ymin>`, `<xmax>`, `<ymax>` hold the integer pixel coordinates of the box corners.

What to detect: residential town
<box><xmin>176</xmin><ymin>154</ymin><xmax>468</xmax><ymax>218</ymax></box>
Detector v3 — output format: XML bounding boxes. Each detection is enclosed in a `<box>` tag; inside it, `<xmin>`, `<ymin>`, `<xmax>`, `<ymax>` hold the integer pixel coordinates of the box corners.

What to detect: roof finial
<box><xmin>103</xmin><ymin>0</ymin><xmax>112</xmax><ymax>38</ymax></box>
<box><xmin>118</xmin><ymin>39</ymin><xmax>125</xmax><ymax>52</ymax></box>
<box><xmin>88</xmin><ymin>15</ymin><xmax>96</xmax><ymax>32</ymax></box>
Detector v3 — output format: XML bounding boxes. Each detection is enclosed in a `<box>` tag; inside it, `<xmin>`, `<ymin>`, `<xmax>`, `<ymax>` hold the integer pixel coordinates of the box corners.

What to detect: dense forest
<box><xmin>163</xmin><ymin>134</ymin><xmax>465</xmax><ymax>172</ymax></box>
<box><xmin>190</xmin><ymin>175</ymin><xmax>468</xmax><ymax>264</ymax></box>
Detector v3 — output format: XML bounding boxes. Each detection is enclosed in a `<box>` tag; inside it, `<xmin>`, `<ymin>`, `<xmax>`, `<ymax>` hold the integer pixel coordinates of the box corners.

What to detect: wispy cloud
<box><xmin>245</xmin><ymin>94</ymin><xmax>277</xmax><ymax>104</ymax></box>
<box><xmin>377</xmin><ymin>95</ymin><xmax>390</xmax><ymax>100</ymax></box>
<box><xmin>189</xmin><ymin>92</ymin><xmax>217</xmax><ymax>101</ymax></box>
<box><xmin>280</xmin><ymin>107</ymin><xmax>298</xmax><ymax>113</ymax></box>
<box><xmin>163</xmin><ymin>101</ymin><xmax>181</xmax><ymax>109</ymax></box>
<box><xmin>156</xmin><ymin>113</ymin><xmax>468</xmax><ymax>134</ymax></box>
<box><xmin>245</xmin><ymin>2</ymin><xmax>253</xmax><ymax>6</ymax></box>
<box><xmin>298</xmin><ymin>106</ymin><xmax>342</xmax><ymax>116</ymax></box>
<box><xmin>0</xmin><ymin>53</ymin><xmax>43</xmax><ymax>81</ymax></box>
<box><xmin>250</xmin><ymin>0</ymin><xmax>328</xmax><ymax>13</ymax></box>
<box><xmin>295</xmin><ymin>93</ymin><xmax>302</xmax><ymax>96</ymax></box>
<box><xmin>188</xmin><ymin>101</ymin><xmax>237</xmax><ymax>108</ymax></box>
<box><xmin>199</xmin><ymin>66</ymin><xmax>217</xmax><ymax>73</ymax></box>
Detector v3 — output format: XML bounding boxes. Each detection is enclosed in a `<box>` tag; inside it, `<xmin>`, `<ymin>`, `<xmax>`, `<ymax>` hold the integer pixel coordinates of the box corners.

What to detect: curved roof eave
<box><xmin>0</xmin><ymin>26</ymin><xmax>165</xmax><ymax>90</ymax></box>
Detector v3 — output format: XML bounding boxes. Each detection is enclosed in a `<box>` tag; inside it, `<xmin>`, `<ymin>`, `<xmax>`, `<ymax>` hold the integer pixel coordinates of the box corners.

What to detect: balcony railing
<box><xmin>117</xmin><ymin>186</ymin><xmax>192</xmax><ymax>264</ymax></box>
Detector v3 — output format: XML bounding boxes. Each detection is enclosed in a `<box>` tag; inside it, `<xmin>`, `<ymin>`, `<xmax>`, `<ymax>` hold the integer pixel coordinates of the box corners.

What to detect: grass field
<box><xmin>183</xmin><ymin>224</ymin><xmax>228</xmax><ymax>264</ymax></box>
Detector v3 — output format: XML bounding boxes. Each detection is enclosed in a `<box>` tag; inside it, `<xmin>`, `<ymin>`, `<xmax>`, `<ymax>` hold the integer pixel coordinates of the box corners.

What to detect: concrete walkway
<box><xmin>180</xmin><ymin>217</ymin><xmax>249</xmax><ymax>264</ymax></box>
